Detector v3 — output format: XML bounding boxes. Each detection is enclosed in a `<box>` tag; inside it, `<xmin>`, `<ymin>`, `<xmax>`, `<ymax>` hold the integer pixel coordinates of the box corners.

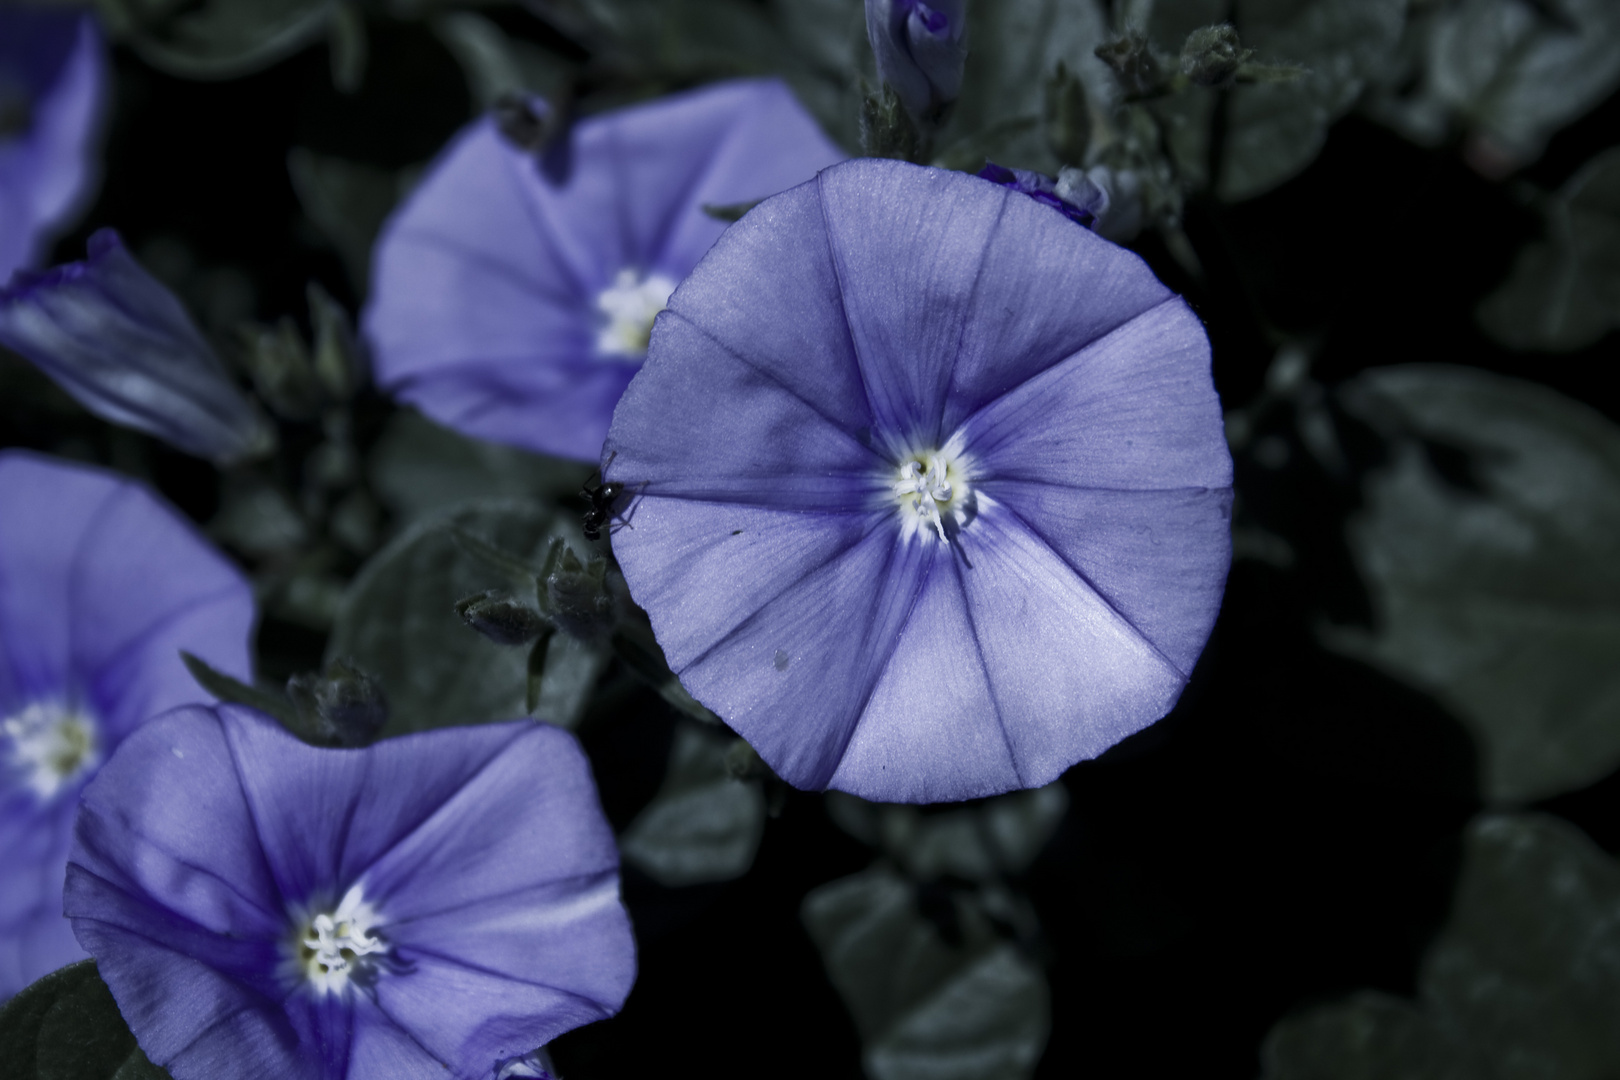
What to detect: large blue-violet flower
<box><xmin>866</xmin><ymin>0</ymin><xmax>967</xmax><ymax>119</ymax></box>
<box><xmin>363</xmin><ymin>78</ymin><xmax>846</xmax><ymax>463</ymax></box>
<box><xmin>65</xmin><ymin>706</ymin><xmax>635</xmax><ymax>1080</ymax></box>
<box><xmin>0</xmin><ymin>229</ymin><xmax>275</xmax><ymax>464</ymax></box>
<box><xmin>0</xmin><ymin>7</ymin><xmax>106</xmax><ymax>282</ymax></box>
<box><xmin>0</xmin><ymin>450</ymin><xmax>255</xmax><ymax>996</ymax></box>
<box><xmin>603</xmin><ymin>159</ymin><xmax>1231</xmax><ymax>803</ymax></box>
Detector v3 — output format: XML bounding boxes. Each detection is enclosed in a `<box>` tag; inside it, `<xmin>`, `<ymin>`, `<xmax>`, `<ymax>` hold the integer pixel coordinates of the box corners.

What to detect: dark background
<box><xmin>5</xmin><ymin>13</ymin><xmax>1620</xmax><ymax>1078</ymax></box>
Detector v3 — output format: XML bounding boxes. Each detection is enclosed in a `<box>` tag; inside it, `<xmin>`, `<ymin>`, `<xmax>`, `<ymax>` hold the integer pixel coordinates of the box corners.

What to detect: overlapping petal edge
<box><xmin>0</xmin><ymin>8</ymin><xmax>108</xmax><ymax>281</ymax></box>
<box><xmin>363</xmin><ymin>77</ymin><xmax>846</xmax><ymax>463</ymax></box>
<box><xmin>604</xmin><ymin>158</ymin><xmax>1232</xmax><ymax>804</ymax></box>
<box><xmin>64</xmin><ymin>705</ymin><xmax>634</xmax><ymax>1080</ymax></box>
<box><xmin>0</xmin><ymin>450</ymin><xmax>255</xmax><ymax>995</ymax></box>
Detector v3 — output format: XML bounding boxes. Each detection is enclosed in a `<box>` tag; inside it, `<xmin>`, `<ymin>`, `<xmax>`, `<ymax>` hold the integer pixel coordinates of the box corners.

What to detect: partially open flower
<box><xmin>0</xmin><ymin>8</ymin><xmax>106</xmax><ymax>282</ymax></box>
<box><xmin>866</xmin><ymin>0</ymin><xmax>968</xmax><ymax>120</ymax></box>
<box><xmin>0</xmin><ymin>451</ymin><xmax>255</xmax><ymax>995</ymax></box>
<box><xmin>364</xmin><ymin>78</ymin><xmax>845</xmax><ymax>463</ymax></box>
<box><xmin>66</xmin><ymin>706</ymin><xmax>635</xmax><ymax>1080</ymax></box>
<box><xmin>604</xmin><ymin>159</ymin><xmax>1231</xmax><ymax>803</ymax></box>
<box><xmin>0</xmin><ymin>230</ymin><xmax>275</xmax><ymax>465</ymax></box>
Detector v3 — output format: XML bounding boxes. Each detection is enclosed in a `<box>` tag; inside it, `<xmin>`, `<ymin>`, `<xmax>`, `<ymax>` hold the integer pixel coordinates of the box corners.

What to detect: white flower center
<box><xmin>595</xmin><ymin>268</ymin><xmax>676</xmax><ymax>361</ymax></box>
<box><xmin>3</xmin><ymin>702</ymin><xmax>101</xmax><ymax>801</ymax></box>
<box><xmin>289</xmin><ymin>884</ymin><xmax>389</xmax><ymax>996</ymax></box>
<box><xmin>893</xmin><ymin>445</ymin><xmax>973</xmax><ymax>543</ymax></box>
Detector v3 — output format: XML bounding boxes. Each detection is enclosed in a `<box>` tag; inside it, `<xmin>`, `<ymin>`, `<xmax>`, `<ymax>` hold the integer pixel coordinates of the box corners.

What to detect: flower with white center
<box><xmin>364</xmin><ymin>78</ymin><xmax>845</xmax><ymax>462</ymax></box>
<box><xmin>3</xmin><ymin>701</ymin><xmax>100</xmax><ymax>802</ymax></box>
<box><xmin>66</xmin><ymin>706</ymin><xmax>635</xmax><ymax>1080</ymax></box>
<box><xmin>0</xmin><ymin>451</ymin><xmax>255</xmax><ymax>996</ymax></box>
<box><xmin>288</xmin><ymin>884</ymin><xmax>390</xmax><ymax>996</ymax></box>
<box><xmin>595</xmin><ymin>269</ymin><xmax>677</xmax><ymax>361</ymax></box>
<box><xmin>604</xmin><ymin>159</ymin><xmax>1232</xmax><ymax>803</ymax></box>
<box><xmin>892</xmin><ymin>441</ymin><xmax>973</xmax><ymax>543</ymax></box>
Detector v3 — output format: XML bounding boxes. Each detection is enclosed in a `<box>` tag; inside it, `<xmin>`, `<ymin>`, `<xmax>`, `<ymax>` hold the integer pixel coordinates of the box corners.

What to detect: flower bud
<box><xmin>456</xmin><ymin>588</ymin><xmax>550</xmax><ymax>646</ymax></box>
<box><xmin>0</xmin><ymin>230</ymin><xmax>275</xmax><ymax>464</ymax></box>
<box><xmin>865</xmin><ymin>0</ymin><xmax>967</xmax><ymax>120</ymax></box>
<box><xmin>543</xmin><ymin>544</ymin><xmax>618</xmax><ymax>643</ymax></box>
<box><xmin>286</xmin><ymin>658</ymin><xmax>388</xmax><ymax>747</ymax></box>
<box><xmin>1095</xmin><ymin>29</ymin><xmax>1164</xmax><ymax>98</ymax></box>
<box><xmin>1180</xmin><ymin>24</ymin><xmax>1252</xmax><ymax>88</ymax></box>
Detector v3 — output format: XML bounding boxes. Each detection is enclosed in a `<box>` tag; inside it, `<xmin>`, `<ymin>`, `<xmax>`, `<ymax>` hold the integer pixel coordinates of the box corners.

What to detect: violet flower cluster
<box><xmin>0</xmin><ymin>7</ymin><xmax>105</xmax><ymax>283</ymax></box>
<box><xmin>604</xmin><ymin>159</ymin><xmax>1231</xmax><ymax>803</ymax></box>
<box><xmin>365</xmin><ymin>78</ymin><xmax>845</xmax><ymax>462</ymax></box>
<box><xmin>0</xmin><ymin>451</ymin><xmax>255</xmax><ymax>996</ymax></box>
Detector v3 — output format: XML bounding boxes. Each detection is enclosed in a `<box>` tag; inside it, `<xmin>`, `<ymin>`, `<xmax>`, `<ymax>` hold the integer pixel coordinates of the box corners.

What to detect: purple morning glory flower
<box><xmin>364</xmin><ymin>78</ymin><xmax>846</xmax><ymax>463</ymax></box>
<box><xmin>0</xmin><ymin>450</ymin><xmax>255</xmax><ymax>996</ymax></box>
<box><xmin>65</xmin><ymin>705</ymin><xmax>634</xmax><ymax>1080</ymax></box>
<box><xmin>0</xmin><ymin>229</ymin><xmax>275</xmax><ymax>465</ymax></box>
<box><xmin>866</xmin><ymin>0</ymin><xmax>967</xmax><ymax>119</ymax></box>
<box><xmin>0</xmin><ymin>7</ymin><xmax>106</xmax><ymax>282</ymax></box>
<box><xmin>603</xmin><ymin>159</ymin><xmax>1232</xmax><ymax>803</ymax></box>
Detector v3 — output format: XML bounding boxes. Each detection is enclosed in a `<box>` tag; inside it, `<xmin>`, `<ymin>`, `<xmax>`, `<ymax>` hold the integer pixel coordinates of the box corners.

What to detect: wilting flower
<box><xmin>604</xmin><ymin>159</ymin><xmax>1231</xmax><ymax>803</ymax></box>
<box><xmin>0</xmin><ymin>229</ymin><xmax>275</xmax><ymax>464</ymax></box>
<box><xmin>866</xmin><ymin>0</ymin><xmax>968</xmax><ymax>119</ymax></box>
<box><xmin>66</xmin><ymin>706</ymin><xmax>634</xmax><ymax>1080</ymax></box>
<box><xmin>0</xmin><ymin>7</ymin><xmax>106</xmax><ymax>282</ymax></box>
<box><xmin>0</xmin><ymin>451</ymin><xmax>254</xmax><ymax>996</ymax></box>
<box><xmin>364</xmin><ymin>78</ymin><xmax>845</xmax><ymax>463</ymax></box>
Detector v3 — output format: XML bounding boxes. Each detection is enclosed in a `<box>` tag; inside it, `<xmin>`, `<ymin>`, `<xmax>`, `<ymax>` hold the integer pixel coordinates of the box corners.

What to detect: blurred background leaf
<box><xmin>803</xmin><ymin>864</ymin><xmax>1050</xmax><ymax>1080</ymax></box>
<box><xmin>98</xmin><ymin>0</ymin><xmax>337</xmax><ymax>80</ymax></box>
<box><xmin>1324</xmin><ymin>365</ymin><xmax>1620</xmax><ymax>803</ymax></box>
<box><xmin>1262</xmin><ymin>812</ymin><xmax>1620</xmax><ymax>1080</ymax></box>
<box><xmin>1478</xmin><ymin>146</ymin><xmax>1620</xmax><ymax>351</ymax></box>
<box><xmin>619</xmin><ymin>721</ymin><xmax>767</xmax><ymax>886</ymax></box>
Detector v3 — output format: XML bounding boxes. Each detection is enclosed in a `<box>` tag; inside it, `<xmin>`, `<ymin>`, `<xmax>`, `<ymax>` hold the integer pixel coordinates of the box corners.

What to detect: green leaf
<box><xmin>432</xmin><ymin>11</ymin><xmax>576</xmax><ymax>110</ymax></box>
<box><xmin>1323</xmin><ymin>365</ymin><xmax>1620</xmax><ymax>803</ymax></box>
<box><xmin>1426</xmin><ymin>0</ymin><xmax>1620</xmax><ymax>165</ymax></box>
<box><xmin>368</xmin><ymin>410</ymin><xmax>589</xmax><ymax>531</ymax></box>
<box><xmin>1217</xmin><ymin>0</ymin><xmax>1406</xmax><ymax>201</ymax></box>
<box><xmin>825</xmin><ymin>783</ymin><xmax>1070</xmax><ymax>882</ymax></box>
<box><xmin>101</xmin><ymin>0</ymin><xmax>336</xmax><ymax>81</ymax></box>
<box><xmin>769</xmin><ymin>0</ymin><xmax>868</xmax><ymax>152</ymax></box>
<box><xmin>180</xmin><ymin>651</ymin><xmax>302</xmax><ymax>730</ymax></box>
<box><xmin>1260</xmin><ymin>991</ymin><xmax>1476</xmax><ymax>1080</ymax></box>
<box><xmin>328</xmin><ymin>500</ymin><xmax>608</xmax><ymax>734</ymax></box>
<box><xmin>946</xmin><ymin>0</ymin><xmax>1115</xmax><ymax>175</ymax></box>
<box><xmin>1261</xmin><ymin>813</ymin><xmax>1620</xmax><ymax>1080</ymax></box>
<box><xmin>0</xmin><ymin>961</ymin><xmax>172</xmax><ymax>1080</ymax></box>
<box><xmin>802</xmin><ymin>865</ymin><xmax>1050</xmax><ymax>1080</ymax></box>
<box><xmin>619</xmin><ymin>722</ymin><xmax>767</xmax><ymax>886</ymax></box>
<box><xmin>1478</xmin><ymin>147</ymin><xmax>1620</xmax><ymax>352</ymax></box>
<box><xmin>286</xmin><ymin>148</ymin><xmax>412</xmax><ymax>294</ymax></box>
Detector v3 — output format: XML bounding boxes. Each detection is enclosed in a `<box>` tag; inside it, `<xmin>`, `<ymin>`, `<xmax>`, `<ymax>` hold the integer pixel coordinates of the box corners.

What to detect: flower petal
<box><xmin>816</xmin><ymin>162</ymin><xmax>1009</xmax><ymax>450</ymax></box>
<box><xmin>952</xmin><ymin>500</ymin><xmax>1190</xmax><ymax>783</ymax></box>
<box><xmin>604</xmin><ymin>310</ymin><xmax>884</xmax><ymax>509</ymax></box>
<box><xmin>359</xmin><ymin>726</ymin><xmax>622</xmax><ymax>924</ymax></box>
<box><xmin>985</xmin><ymin>482</ymin><xmax>1232</xmax><ymax>677</ymax></box>
<box><xmin>829</xmin><ymin>548</ymin><xmax>1023</xmax><ymax>801</ymax></box>
<box><xmin>961</xmin><ymin>297</ymin><xmax>1231</xmax><ymax>491</ymax></box>
<box><xmin>609</xmin><ymin>497</ymin><xmax>877</xmax><ymax>672</ymax></box>
<box><xmin>215</xmin><ymin>709</ymin><xmax>529</xmax><ymax>905</ymax></box>
<box><xmin>0</xmin><ymin>10</ymin><xmax>106</xmax><ymax>279</ymax></box>
<box><xmin>676</xmin><ymin>528</ymin><xmax>934</xmax><ymax>789</ymax></box>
